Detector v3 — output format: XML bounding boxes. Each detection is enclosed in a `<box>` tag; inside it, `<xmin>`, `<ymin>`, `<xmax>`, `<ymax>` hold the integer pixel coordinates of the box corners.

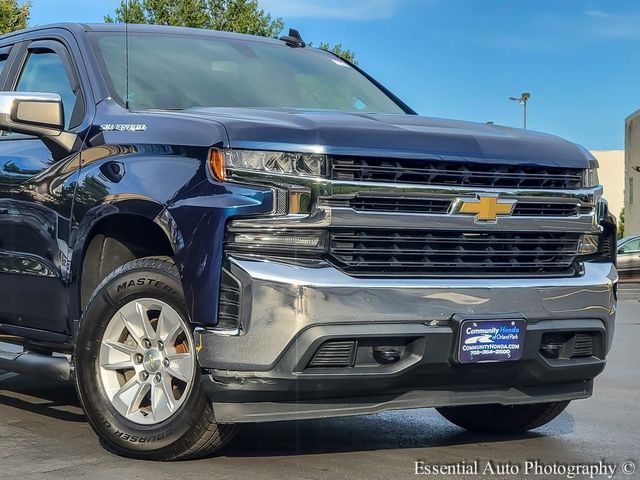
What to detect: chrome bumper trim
<box><xmin>229</xmin><ymin>206</ymin><xmax>599</xmax><ymax>232</ymax></box>
<box><xmin>228</xmin><ymin>181</ymin><xmax>602</xmax><ymax>233</ymax></box>
<box><xmin>196</xmin><ymin>257</ymin><xmax>617</xmax><ymax>371</ymax></box>
<box><xmin>226</xmin><ymin>167</ymin><xmax>604</xmax><ymax>232</ymax></box>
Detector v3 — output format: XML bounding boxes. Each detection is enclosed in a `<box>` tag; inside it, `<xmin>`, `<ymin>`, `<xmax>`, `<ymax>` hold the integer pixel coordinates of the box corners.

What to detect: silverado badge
<box><xmin>455</xmin><ymin>195</ymin><xmax>516</xmax><ymax>222</ymax></box>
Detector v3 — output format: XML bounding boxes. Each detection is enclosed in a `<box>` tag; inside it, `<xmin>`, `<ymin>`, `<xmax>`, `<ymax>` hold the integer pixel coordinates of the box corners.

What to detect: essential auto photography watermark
<box><xmin>414</xmin><ymin>459</ymin><xmax>637</xmax><ymax>478</ymax></box>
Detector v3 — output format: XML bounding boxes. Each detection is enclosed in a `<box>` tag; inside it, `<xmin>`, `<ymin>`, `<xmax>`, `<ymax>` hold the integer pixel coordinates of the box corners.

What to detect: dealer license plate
<box><xmin>458</xmin><ymin>319</ymin><xmax>527</xmax><ymax>364</ymax></box>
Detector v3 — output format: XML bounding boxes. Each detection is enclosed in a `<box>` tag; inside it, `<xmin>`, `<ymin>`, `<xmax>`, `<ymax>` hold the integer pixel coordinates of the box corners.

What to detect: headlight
<box><xmin>581</xmin><ymin>167</ymin><xmax>599</xmax><ymax>188</ymax></box>
<box><xmin>578</xmin><ymin>234</ymin><xmax>600</xmax><ymax>255</ymax></box>
<box><xmin>209</xmin><ymin>149</ymin><xmax>327</xmax><ymax>180</ymax></box>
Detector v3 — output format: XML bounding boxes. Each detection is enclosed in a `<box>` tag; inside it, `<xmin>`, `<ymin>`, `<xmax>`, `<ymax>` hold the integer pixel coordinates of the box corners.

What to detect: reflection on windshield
<box><xmin>89</xmin><ymin>32</ymin><xmax>406</xmax><ymax>114</ymax></box>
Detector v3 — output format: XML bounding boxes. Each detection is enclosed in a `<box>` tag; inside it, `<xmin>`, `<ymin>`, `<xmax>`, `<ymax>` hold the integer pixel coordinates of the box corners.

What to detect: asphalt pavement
<box><xmin>0</xmin><ymin>284</ymin><xmax>638</xmax><ymax>480</ymax></box>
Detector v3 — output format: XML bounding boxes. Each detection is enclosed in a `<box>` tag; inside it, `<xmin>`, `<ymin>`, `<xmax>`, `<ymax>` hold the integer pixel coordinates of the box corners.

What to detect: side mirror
<box><xmin>0</xmin><ymin>92</ymin><xmax>77</xmax><ymax>158</ymax></box>
<box><xmin>617</xmin><ymin>248</ymin><xmax>625</xmax><ymax>255</ymax></box>
<box><xmin>0</xmin><ymin>92</ymin><xmax>63</xmax><ymax>135</ymax></box>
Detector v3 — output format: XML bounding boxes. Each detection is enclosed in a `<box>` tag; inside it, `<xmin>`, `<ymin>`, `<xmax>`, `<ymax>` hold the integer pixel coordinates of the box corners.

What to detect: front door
<box><xmin>0</xmin><ymin>39</ymin><xmax>85</xmax><ymax>334</ymax></box>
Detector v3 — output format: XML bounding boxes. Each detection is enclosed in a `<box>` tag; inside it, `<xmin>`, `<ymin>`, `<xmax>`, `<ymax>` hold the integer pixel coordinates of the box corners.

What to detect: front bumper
<box><xmin>195</xmin><ymin>257</ymin><xmax>617</xmax><ymax>423</ymax></box>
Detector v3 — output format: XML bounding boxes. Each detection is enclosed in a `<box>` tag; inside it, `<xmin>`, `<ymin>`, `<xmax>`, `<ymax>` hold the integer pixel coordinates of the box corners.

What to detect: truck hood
<box><xmin>182</xmin><ymin>107</ymin><xmax>594</xmax><ymax>169</ymax></box>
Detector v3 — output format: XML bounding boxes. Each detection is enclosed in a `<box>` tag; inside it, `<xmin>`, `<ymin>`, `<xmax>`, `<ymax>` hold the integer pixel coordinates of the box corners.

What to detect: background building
<box><xmin>625</xmin><ymin>111</ymin><xmax>640</xmax><ymax>237</ymax></box>
<box><xmin>591</xmin><ymin>150</ymin><xmax>624</xmax><ymax>226</ymax></box>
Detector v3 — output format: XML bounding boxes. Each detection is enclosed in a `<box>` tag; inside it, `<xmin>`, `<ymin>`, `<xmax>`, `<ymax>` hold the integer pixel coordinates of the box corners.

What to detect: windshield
<box><xmin>89</xmin><ymin>32</ymin><xmax>406</xmax><ymax>114</ymax></box>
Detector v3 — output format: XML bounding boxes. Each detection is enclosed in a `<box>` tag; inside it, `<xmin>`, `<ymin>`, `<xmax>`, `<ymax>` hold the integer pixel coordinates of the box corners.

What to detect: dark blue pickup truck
<box><xmin>0</xmin><ymin>23</ymin><xmax>617</xmax><ymax>460</ymax></box>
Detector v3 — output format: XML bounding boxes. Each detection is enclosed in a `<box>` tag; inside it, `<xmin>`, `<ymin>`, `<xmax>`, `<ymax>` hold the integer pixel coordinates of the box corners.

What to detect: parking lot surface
<box><xmin>0</xmin><ymin>284</ymin><xmax>638</xmax><ymax>480</ymax></box>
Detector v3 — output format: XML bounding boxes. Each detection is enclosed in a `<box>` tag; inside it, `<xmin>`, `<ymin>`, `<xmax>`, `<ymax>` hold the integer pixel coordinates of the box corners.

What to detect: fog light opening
<box><xmin>372</xmin><ymin>346</ymin><xmax>404</xmax><ymax>364</ymax></box>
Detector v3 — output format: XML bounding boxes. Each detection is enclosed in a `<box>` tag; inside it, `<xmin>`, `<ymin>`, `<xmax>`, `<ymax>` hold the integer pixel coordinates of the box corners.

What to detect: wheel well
<box><xmin>80</xmin><ymin>215</ymin><xmax>174</xmax><ymax>309</ymax></box>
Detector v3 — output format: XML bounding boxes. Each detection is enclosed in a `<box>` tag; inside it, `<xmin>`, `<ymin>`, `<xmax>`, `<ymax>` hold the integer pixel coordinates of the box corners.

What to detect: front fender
<box><xmin>71</xmin><ymin>144</ymin><xmax>273</xmax><ymax>326</ymax></box>
<box><xmin>167</xmin><ymin>180</ymin><xmax>273</xmax><ymax>326</ymax></box>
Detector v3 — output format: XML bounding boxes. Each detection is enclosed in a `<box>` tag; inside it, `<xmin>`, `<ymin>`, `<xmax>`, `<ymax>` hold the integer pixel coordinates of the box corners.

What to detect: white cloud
<box><xmin>585</xmin><ymin>10</ymin><xmax>612</xmax><ymax>19</ymax></box>
<box><xmin>584</xmin><ymin>9</ymin><xmax>640</xmax><ymax>40</ymax></box>
<box><xmin>259</xmin><ymin>0</ymin><xmax>409</xmax><ymax>21</ymax></box>
<box><xmin>477</xmin><ymin>33</ymin><xmax>550</xmax><ymax>51</ymax></box>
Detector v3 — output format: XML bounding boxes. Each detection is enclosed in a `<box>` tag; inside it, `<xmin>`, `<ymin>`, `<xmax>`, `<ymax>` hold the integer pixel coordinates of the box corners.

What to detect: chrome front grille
<box><xmin>331</xmin><ymin>156</ymin><xmax>584</xmax><ymax>190</ymax></box>
<box><xmin>227</xmin><ymin>153</ymin><xmax>600</xmax><ymax>281</ymax></box>
<box><xmin>328</xmin><ymin>230</ymin><xmax>581</xmax><ymax>276</ymax></box>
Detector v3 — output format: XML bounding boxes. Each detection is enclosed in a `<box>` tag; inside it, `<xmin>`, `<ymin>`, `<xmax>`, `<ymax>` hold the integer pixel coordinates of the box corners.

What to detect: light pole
<box><xmin>509</xmin><ymin>92</ymin><xmax>530</xmax><ymax>129</ymax></box>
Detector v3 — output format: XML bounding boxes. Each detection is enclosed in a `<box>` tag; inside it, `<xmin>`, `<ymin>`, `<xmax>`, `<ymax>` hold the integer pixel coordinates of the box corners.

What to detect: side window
<box><xmin>0</xmin><ymin>45</ymin><xmax>12</xmax><ymax>77</ymax></box>
<box><xmin>15</xmin><ymin>50</ymin><xmax>77</xmax><ymax>129</ymax></box>
<box><xmin>0</xmin><ymin>48</ymin><xmax>12</xmax><ymax>137</ymax></box>
<box><xmin>0</xmin><ymin>54</ymin><xmax>8</xmax><ymax>75</ymax></box>
<box><xmin>620</xmin><ymin>239</ymin><xmax>640</xmax><ymax>253</ymax></box>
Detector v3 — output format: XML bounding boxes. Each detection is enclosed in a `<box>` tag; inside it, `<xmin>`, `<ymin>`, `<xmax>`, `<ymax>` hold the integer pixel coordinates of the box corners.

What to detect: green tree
<box><xmin>104</xmin><ymin>0</ymin><xmax>356</xmax><ymax>62</ymax></box>
<box><xmin>105</xmin><ymin>0</ymin><xmax>284</xmax><ymax>38</ymax></box>
<box><xmin>618</xmin><ymin>207</ymin><xmax>625</xmax><ymax>239</ymax></box>
<box><xmin>318</xmin><ymin>42</ymin><xmax>357</xmax><ymax>64</ymax></box>
<box><xmin>0</xmin><ymin>0</ymin><xmax>30</xmax><ymax>35</ymax></box>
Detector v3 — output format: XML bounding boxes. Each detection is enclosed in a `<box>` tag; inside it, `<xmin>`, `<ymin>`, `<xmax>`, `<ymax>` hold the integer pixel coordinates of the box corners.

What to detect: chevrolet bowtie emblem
<box><xmin>456</xmin><ymin>195</ymin><xmax>516</xmax><ymax>222</ymax></box>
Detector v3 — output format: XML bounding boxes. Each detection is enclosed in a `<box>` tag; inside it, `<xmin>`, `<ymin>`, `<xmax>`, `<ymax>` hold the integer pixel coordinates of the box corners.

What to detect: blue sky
<box><xmin>29</xmin><ymin>0</ymin><xmax>640</xmax><ymax>150</ymax></box>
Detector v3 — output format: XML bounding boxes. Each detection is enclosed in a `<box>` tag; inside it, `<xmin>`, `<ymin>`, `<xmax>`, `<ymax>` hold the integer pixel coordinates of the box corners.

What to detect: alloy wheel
<box><xmin>98</xmin><ymin>298</ymin><xmax>195</xmax><ymax>425</ymax></box>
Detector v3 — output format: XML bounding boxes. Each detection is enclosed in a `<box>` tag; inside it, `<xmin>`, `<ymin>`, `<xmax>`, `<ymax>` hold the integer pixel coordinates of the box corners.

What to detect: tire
<box><xmin>436</xmin><ymin>401</ymin><xmax>570</xmax><ymax>434</ymax></box>
<box><xmin>75</xmin><ymin>256</ymin><xmax>237</xmax><ymax>460</ymax></box>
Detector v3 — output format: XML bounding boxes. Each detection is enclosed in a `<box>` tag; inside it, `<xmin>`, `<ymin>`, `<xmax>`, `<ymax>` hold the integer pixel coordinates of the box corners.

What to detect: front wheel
<box><xmin>75</xmin><ymin>256</ymin><xmax>237</xmax><ymax>460</ymax></box>
<box><xmin>436</xmin><ymin>401</ymin><xmax>570</xmax><ymax>434</ymax></box>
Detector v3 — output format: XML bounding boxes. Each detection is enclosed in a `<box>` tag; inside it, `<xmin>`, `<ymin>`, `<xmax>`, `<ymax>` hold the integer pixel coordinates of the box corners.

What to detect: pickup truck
<box><xmin>0</xmin><ymin>23</ymin><xmax>617</xmax><ymax>460</ymax></box>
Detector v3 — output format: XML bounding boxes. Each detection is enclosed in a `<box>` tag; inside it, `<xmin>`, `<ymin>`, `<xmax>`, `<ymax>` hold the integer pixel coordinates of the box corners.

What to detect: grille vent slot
<box><xmin>308</xmin><ymin>340</ymin><xmax>357</xmax><ymax>368</ymax></box>
<box><xmin>540</xmin><ymin>332</ymin><xmax>596</xmax><ymax>359</ymax></box>
<box><xmin>329</xmin><ymin>230</ymin><xmax>581</xmax><ymax>277</ymax></box>
<box><xmin>513</xmin><ymin>202</ymin><xmax>580</xmax><ymax>217</ymax></box>
<box><xmin>218</xmin><ymin>269</ymin><xmax>241</xmax><ymax>330</ymax></box>
<box><xmin>572</xmin><ymin>333</ymin><xmax>594</xmax><ymax>358</ymax></box>
<box><xmin>331</xmin><ymin>156</ymin><xmax>584</xmax><ymax>190</ymax></box>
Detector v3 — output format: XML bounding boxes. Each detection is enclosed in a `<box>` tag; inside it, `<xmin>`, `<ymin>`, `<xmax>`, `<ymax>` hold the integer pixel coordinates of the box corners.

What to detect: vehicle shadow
<box><xmin>0</xmin><ymin>371</ymin><xmax>576</xmax><ymax>458</ymax></box>
<box><xmin>223</xmin><ymin>408</ymin><xmax>576</xmax><ymax>458</ymax></box>
<box><xmin>0</xmin><ymin>373</ymin><xmax>85</xmax><ymax>423</ymax></box>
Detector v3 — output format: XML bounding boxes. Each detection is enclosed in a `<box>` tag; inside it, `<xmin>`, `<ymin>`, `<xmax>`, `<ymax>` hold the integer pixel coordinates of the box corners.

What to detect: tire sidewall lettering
<box><xmin>116</xmin><ymin>277</ymin><xmax>174</xmax><ymax>295</ymax></box>
<box><xmin>114</xmin><ymin>427</ymin><xmax>175</xmax><ymax>443</ymax></box>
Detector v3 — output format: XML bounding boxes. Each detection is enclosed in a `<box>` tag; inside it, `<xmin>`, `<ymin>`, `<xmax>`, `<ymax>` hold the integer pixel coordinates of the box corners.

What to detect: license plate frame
<box><xmin>457</xmin><ymin>318</ymin><xmax>527</xmax><ymax>364</ymax></box>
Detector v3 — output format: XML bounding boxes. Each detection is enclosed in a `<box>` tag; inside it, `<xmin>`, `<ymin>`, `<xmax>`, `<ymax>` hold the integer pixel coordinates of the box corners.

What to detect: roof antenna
<box><xmin>124</xmin><ymin>0</ymin><xmax>130</xmax><ymax>109</ymax></box>
<box><xmin>279</xmin><ymin>28</ymin><xmax>306</xmax><ymax>48</ymax></box>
